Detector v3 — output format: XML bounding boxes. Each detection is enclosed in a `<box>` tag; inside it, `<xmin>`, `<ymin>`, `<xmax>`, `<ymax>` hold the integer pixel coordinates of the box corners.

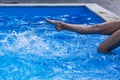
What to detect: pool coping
<box><xmin>0</xmin><ymin>3</ymin><xmax>120</xmax><ymax>21</ymax></box>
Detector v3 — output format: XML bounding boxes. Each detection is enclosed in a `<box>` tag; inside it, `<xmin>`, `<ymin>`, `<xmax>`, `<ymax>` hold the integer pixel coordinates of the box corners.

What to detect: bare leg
<box><xmin>46</xmin><ymin>18</ymin><xmax>120</xmax><ymax>35</ymax></box>
<box><xmin>46</xmin><ymin>18</ymin><xmax>120</xmax><ymax>53</ymax></box>
<box><xmin>98</xmin><ymin>30</ymin><xmax>120</xmax><ymax>53</ymax></box>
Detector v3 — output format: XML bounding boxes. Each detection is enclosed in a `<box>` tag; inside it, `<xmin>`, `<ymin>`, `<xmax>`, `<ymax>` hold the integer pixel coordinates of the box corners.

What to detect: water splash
<box><xmin>0</xmin><ymin>15</ymin><xmax>120</xmax><ymax>80</ymax></box>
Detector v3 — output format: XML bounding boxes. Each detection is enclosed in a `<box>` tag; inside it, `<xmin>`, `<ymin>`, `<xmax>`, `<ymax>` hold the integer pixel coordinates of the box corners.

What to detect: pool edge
<box><xmin>85</xmin><ymin>4</ymin><xmax>120</xmax><ymax>22</ymax></box>
<box><xmin>0</xmin><ymin>3</ymin><xmax>119</xmax><ymax>22</ymax></box>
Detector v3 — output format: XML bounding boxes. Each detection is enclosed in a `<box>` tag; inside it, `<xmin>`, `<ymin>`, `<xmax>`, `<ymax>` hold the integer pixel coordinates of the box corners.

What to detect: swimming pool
<box><xmin>0</xmin><ymin>4</ymin><xmax>120</xmax><ymax>80</ymax></box>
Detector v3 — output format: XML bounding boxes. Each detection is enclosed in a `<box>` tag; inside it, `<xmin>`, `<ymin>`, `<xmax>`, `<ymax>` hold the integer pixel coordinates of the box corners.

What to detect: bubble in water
<box><xmin>38</xmin><ymin>21</ymin><xmax>46</xmax><ymax>24</ymax></box>
<box><xmin>87</xmin><ymin>17</ymin><xmax>92</xmax><ymax>20</ymax></box>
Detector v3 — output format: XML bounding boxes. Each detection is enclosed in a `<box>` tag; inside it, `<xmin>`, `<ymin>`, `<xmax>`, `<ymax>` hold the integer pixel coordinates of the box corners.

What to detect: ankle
<box><xmin>59</xmin><ymin>22</ymin><xmax>66</xmax><ymax>30</ymax></box>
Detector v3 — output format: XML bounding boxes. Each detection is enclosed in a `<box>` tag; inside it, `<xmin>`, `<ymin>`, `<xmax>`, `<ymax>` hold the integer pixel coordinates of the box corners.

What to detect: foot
<box><xmin>45</xmin><ymin>18</ymin><xmax>64</xmax><ymax>31</ymax></box>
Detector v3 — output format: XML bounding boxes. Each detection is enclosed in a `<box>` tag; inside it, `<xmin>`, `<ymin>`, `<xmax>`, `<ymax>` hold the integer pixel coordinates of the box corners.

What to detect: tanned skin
<box><xmin>46</xmin><ymin>19</ymin><xmax>120</xmax><ymax>54</ymax></box>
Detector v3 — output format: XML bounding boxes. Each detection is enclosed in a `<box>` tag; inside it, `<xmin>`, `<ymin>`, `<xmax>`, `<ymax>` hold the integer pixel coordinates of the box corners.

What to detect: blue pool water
<box><xmin>0</xmin><ymin>6</ymin><xmax>120</xmax><ymax>80</ymax></box>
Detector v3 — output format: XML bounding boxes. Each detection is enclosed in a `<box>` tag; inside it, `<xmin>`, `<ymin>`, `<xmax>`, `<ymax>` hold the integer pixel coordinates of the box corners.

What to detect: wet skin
<box><xmin>46</xmin><ymin>19</ymin><xmax>120</xmax><ymax>54</ymax></box>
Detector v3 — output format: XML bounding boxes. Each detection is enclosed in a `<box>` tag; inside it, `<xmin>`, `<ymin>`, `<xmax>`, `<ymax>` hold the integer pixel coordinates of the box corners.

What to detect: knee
<box><xmin>92</xmin><ymin>25</ymin><xmax>103</xmax><ymax>33</ymax></box>
<box><xmin>97</xmin><ymin>45</ymin><xmax>109</xmax><ymax>53</ymax></box>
